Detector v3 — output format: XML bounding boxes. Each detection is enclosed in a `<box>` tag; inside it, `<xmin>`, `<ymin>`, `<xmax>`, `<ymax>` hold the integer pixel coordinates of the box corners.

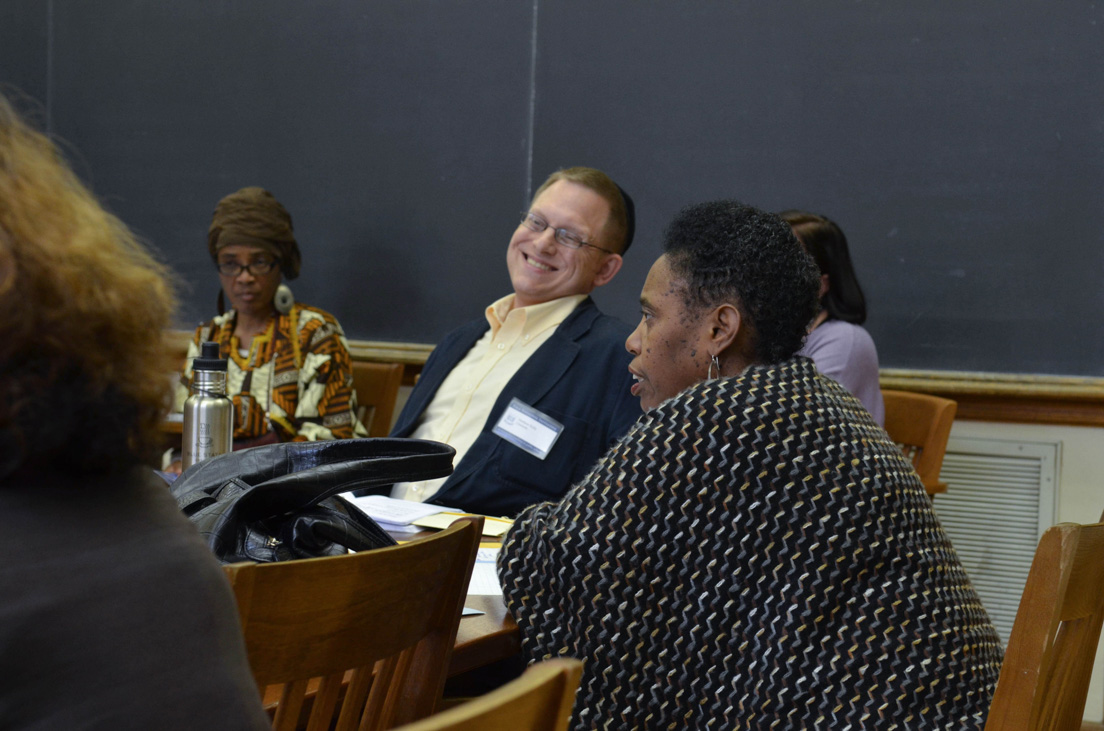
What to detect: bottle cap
<box><xmin>193</xmin><ymin>341</ymin><xmax>228</xmax><ymax>371</ymax></box>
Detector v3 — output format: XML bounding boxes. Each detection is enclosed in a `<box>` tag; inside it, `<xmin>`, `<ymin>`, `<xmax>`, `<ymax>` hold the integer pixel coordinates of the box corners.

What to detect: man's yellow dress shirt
<box><xmin>390</xmin><ymin>293</ymin><xmax>587</xmax><ymax>503</ymax></box>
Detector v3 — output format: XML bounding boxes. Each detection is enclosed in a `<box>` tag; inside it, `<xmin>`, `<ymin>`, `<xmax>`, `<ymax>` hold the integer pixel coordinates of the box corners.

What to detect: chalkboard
<box><xmin>2</xmin><ymin>1</ymin><xmax>1103</xmax><ymax>376</ymax></box>
<box><xmin>0</xmin><ymin>1</ymin><xmax>48</xmax><ymax>120</ymax></box>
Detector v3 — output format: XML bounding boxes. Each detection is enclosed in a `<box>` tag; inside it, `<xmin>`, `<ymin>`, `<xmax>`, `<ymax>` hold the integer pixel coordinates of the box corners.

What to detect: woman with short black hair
<box><xmin>499</xmin><ymin>200</ymin><xmax>1001</xmax><ymax>730</ymax></box>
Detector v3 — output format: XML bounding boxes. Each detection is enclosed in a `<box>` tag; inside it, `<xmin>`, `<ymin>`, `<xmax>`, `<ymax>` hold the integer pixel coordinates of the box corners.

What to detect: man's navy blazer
<box><xmin>390</xmin><ymin>297</ymin><xmax>641</xmax><ymax>517</ymax></box>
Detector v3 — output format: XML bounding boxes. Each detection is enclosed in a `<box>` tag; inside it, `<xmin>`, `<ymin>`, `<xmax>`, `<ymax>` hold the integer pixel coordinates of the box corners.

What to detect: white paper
<box><xmin>345</xmin><ymin>494</ymin><xmax>448</xmax><ymax>525</ymax></box>
<box><xmin>467</xmin><ymin>547</ymin><xmax>503</xmax><ymax>595</ymax></box>
<box><xmin>371</xmin><ymin>520</ymin><xmax>424</xmax><ymax>535</ymax></box>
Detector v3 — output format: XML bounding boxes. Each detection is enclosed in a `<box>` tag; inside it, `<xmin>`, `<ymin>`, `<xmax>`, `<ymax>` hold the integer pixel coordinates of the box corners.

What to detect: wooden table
<box><xmin>450</xmin><ymin>593</ymin><xmax>520</xmax><ymax>677</ymax></box>
<box><xmin>416</xmin><ymin>528</ymin><xmax>520</xmax><ymax>678</ymax></box>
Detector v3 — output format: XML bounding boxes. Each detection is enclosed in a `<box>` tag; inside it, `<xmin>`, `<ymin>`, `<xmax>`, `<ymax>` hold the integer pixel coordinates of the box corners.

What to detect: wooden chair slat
<box><xmin>335</xmin><ymin>667</ymin><xmax>375</xmax><ymax>731</ymax></box>
<box><xmin>306</xmin><ymin>671</ymin><xmax>347</xmax><ymax>731</ymax></box>
<box><xmin>272</xmin><ymin>678</ymin><xmax>310</xmax><ymax>731</ymax></box>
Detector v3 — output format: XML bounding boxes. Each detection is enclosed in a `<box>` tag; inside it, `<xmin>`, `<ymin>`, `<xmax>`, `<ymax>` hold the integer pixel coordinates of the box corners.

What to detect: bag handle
<box><xmin>172</xmin><ymin>438</ymin><xmax>456</xmax><ymax>521</ymax></box>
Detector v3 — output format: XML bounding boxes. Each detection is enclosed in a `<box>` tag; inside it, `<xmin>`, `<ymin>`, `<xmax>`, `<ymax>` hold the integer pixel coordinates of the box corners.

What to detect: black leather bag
<box><xmin>170</xmin><ymin>438</ymin><xmax>455</xmax><ymax>564</ymax></box>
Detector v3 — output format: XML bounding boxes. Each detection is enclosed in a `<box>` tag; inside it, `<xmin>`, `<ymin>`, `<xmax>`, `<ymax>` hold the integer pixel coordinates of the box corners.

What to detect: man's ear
<box><xmin>707</xmin><ymin>303</ymin><xmax>742</xmax><ymax>354</ymax></box>
<box><xmin>590</xmin><ymin>253</ymin><xmax>623</xmax><ymax>288</ymax></box>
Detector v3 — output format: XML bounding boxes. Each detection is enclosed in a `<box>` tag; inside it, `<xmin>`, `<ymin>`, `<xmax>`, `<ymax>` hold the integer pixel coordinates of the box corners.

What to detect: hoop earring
<box><xmin>707</xmin><ymin>354</ymin><xmax>721</xmax><ymax>380</ymax></box>
<box><xmin>274</xmin><ymin>283</ymin><xmax>294</xmax><ymax>315</ymax></box>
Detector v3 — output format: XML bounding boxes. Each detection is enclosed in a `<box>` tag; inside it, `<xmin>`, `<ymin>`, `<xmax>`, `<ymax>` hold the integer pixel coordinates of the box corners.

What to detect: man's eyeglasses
<box><xmin>216</xmin><ymin>258</ymin><xmax>278</xmax><ymax>277</ymax></box>
<box><xmin>519</xmin><ymin>212</ymin><xmax>614</xmax><ymax>254</ymax></box>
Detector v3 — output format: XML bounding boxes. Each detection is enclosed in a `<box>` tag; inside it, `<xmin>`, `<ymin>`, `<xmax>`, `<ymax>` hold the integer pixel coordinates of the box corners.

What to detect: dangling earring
<box><xmin>274</xmin><ymin>283</ymin><xmax>294</xmax><ymax>315</ymax></box>
<box><xmin>707</xmin><ymin>353</ymin><xmax>721</xmax><ymax>380</ymax></box>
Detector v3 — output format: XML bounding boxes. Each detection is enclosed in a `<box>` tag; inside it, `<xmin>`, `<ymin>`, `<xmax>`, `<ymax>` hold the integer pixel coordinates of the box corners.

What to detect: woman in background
<box><xmin>174</xmin><ymin>187</ymin><xmax>365</xmax><ymax>451</ymax></box>
<box><xmin>0</xmin><ymin>94</ymin><xmax>268</xmax><ymax>728</ymax></box>
<box><xmin>781</xmin><ymin>209</ymin><xmax>885</xmax><ymax>424</ymax></box>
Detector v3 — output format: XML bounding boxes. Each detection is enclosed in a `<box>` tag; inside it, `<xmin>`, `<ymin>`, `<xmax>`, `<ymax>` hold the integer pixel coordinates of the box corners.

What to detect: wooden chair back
<box><xmin>224</xmin><ymin>516</ymin><xmax>483</xmax><ymax>731</ymax></box>
<box><xmin>352</xmin><ymin>361</ymin><xmax>404</xmax><ymax>437</ymax></box>
<box><xmin>880</xmin><ymin>389</ymin><xmax>957</xmax><ymax>495</ymax></box>
<box><xmin>392</xmin><ymin>658</ymin><xmax>583</xmax><ymax>731</ymax></box>
<box><xmin>984</xmin><ymin>521</ymin><xmax>1104</xmax><ymax>731</ymax></box>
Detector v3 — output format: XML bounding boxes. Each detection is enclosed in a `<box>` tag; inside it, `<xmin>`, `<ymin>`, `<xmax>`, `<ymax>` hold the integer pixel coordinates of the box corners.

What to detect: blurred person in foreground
<box><xmin>172</xmin><ymin>186</ymin><xmax>365</xmax><ymax>462</ymax></box>
<box><xmin>0</xmin><ymin>94</ymin><xmax>268</xmax><ymax>728</ymax></box>
<box><xmin>499</xmin><ymin>200</ymin><xmax>1002</xmax><ymax>729</ymax></box>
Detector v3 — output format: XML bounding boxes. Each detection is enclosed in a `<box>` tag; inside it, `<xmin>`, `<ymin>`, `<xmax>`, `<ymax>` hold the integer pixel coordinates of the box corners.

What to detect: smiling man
<box><xmin>387</xmin><ymin>167</ymin><xmax>641</xmax><ymax>517</ymax></box>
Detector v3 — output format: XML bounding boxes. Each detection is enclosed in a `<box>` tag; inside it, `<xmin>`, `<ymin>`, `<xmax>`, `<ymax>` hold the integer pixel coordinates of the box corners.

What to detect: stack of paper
<box><xmin>344</xmin><ymin>494</ymin><xmax>450</xmax><ymax>534</ymax></box>
<box><xmin>468</xmin><ymin>546</ymin><xmax>502</xmax><ymax>595</ymax></box>
<box><xmin>345</xmin><ymin>494</ymin><xmax>515</xmax><ymax>538</ymax></box>
<box><xmin>412</xmin><ymin>512</ymin><xmax>513</xmax><ymax>537</ymax></box>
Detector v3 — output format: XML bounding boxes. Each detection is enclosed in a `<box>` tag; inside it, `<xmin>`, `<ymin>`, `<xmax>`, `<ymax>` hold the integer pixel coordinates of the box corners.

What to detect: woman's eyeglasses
<box><xmin>217</xmin><ymin>258</ymin><xmax>278</xmax><ymax>277</ymax></box>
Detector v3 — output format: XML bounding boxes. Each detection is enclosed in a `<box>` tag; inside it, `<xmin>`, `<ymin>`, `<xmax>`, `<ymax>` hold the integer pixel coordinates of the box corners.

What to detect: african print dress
<box><xmin>175</xmin><ymin>304</ymin><xmax>365</xmax><ymax>442</ymax></box>
<box><xmin>499</xmin><ymin>356</ymin><xmax>1002</xmax><ymax>730</ymax></box>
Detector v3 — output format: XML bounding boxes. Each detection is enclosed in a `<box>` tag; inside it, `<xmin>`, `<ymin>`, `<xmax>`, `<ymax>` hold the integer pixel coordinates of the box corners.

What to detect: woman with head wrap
<box><xmin>499</xmin><ymin>200</ymin><xmax>1001</xmax><ymax>729</ymax></box>
<box><xmin>173</xmin><ymin>187</ymin><xmax>365</xmax><ymax>453</ymax></box>
<box><xmin>0</xmin><ymin>94</ymin><xmax>268</xmax><ymax>728</ymax></box>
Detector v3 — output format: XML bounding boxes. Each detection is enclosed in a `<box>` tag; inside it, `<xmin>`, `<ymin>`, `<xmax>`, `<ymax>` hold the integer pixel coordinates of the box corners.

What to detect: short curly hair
<box><xmin>662</xmin><ymin>200</ymin><xmax>820</xmax><ymax>364</ymax></box>
<box><xmin>0</xmin><ymin>94</ymin><xmax>178</xmax><ymax>478</ymax></box>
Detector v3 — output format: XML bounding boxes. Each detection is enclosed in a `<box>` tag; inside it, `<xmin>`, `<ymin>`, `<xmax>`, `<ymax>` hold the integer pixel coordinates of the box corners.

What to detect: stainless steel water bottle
<box><xmin>181</xmin><ymin>341</ymin><xmax>234</xmax><ymax>470</ymax></box>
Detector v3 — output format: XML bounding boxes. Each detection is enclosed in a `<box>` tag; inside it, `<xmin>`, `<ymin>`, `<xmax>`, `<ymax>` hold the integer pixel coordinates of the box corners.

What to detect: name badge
<box><xmin>492</xmin><ymin>398</ymin><xmax>564</xmax><ymax>460</ymax></box>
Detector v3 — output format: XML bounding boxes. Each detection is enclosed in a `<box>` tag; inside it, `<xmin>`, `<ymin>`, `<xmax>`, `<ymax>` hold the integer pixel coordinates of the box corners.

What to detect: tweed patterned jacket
<box><xmin>499</xmin><ymin>357</ymin><xmax>1002</xmax><ymax>730</ymax></box>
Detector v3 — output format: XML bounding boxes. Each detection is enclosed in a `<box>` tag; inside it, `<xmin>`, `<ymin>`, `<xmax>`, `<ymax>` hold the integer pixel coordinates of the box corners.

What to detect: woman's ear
<box><xmin>707</xmin><ymin>303</ymin><xmax>742</xmax><ymax>354</ymax></box>
<box><xmin>819</xmin><ymin>273</ymin><xmax>830</xmax><ymax>299</ymax></box>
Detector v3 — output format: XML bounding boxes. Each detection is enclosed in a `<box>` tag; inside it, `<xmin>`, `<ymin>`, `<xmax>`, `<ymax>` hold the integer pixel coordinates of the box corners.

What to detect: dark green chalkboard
<box><xmin>2</xmin><ymin>1</ymin><xmax>1102</xmax><ymax>376</ymax></box>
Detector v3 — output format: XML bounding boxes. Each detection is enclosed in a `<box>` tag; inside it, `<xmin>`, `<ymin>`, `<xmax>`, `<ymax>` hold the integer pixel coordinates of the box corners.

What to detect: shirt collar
<box><xmin>485</xmin><ymin>293</ymin><xmax>587</xmax><ymax>339</ymax></box>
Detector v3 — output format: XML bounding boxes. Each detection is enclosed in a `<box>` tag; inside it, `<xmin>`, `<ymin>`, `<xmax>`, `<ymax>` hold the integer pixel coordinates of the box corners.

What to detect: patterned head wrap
<box><xmin>207</xmin><ymin>187</ymin><xmax>301</xmax><ymax>280</ymax></box>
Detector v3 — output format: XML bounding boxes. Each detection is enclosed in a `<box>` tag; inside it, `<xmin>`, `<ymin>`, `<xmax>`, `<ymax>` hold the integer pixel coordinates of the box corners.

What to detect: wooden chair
<box><xmin>392</xmin><ymin>658</ymin><xmax>583</xmax><ymax>731</ymax></box>
<box><xmin>352</xmin><ymin>361</ymin><xmax>404</xmax><ymax>437</ymax></box>
<box><xmin>224</xmin><ymin>516</ymin><xmax>484</xmax><ymax>731</ymax></box>
<box><xmin>985</xmin><ymin>521</ymin><xmax>1104</xmax><ymax>731</ymax></box>
<box><xmin>880</xmin><ymin>389</ymin><xmax>957</xmax><ymax>495</ymax></box>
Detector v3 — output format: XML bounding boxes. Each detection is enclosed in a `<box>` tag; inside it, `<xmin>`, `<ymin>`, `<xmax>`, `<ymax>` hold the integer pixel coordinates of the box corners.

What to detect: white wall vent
<box><xmin>931</xmin><ymin>436</ymin><xmax>1059</xmax><ymax>644</ymax></box>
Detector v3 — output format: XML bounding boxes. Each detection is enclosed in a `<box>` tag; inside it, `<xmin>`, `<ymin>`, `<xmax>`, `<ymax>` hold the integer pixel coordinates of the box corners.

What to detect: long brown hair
<box><xmin>0</xmin><ymin>94</ymin><xmax>178</xmax><ymax>477</ymax></box>
<box><xmin>779</xmin><ymin>210</ymin><xmax>868</xmax><ymax>325</ymax></box>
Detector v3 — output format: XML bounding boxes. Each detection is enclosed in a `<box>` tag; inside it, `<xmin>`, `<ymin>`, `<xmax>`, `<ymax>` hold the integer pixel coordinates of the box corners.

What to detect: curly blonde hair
<box><xmin>0</xmin><ymin>95</ymin><xmax>177</xmax><ymax>477</ymax></box>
